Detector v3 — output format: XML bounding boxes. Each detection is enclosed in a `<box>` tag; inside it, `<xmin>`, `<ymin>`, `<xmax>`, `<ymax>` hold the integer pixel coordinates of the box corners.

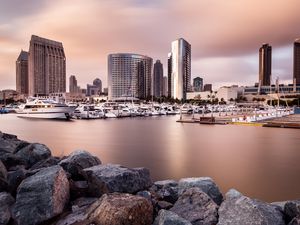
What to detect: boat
<box><xmin>73</xmin><ymin>105</ymin><xmax>104</xmax><ymax>119</ymax></box>
<box><xmin>17</xmin><ymin>98</ymin><xmax>74</xmax><ymax>120</ymax></box>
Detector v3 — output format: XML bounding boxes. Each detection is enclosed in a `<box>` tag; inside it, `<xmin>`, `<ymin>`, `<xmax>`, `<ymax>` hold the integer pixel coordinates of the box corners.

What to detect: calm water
<box><xmin>0</xmin><ymin>113</ymin><xmax>300</xmax><ymax>202</ymax></box>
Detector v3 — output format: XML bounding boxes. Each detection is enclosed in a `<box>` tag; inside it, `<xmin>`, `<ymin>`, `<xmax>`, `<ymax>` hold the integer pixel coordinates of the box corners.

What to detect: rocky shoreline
<box><xmin>0</xmin><ymin>131</ymin><xmax>299</xmax><ymax>225</ymax></box>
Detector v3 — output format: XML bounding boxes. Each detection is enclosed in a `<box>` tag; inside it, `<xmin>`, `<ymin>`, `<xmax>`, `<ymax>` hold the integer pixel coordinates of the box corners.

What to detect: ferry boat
<box><xmin>17</xmin><ymin>98</ymin><xmax>74</xmax><ymax>120</ymax></box>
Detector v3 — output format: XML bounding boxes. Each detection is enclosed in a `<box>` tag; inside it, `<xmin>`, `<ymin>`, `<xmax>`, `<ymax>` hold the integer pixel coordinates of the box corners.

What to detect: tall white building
<box><xmin>168</xmin><ymin>38</ymin><xmax>191</xmax><ymax>100</ymax></box>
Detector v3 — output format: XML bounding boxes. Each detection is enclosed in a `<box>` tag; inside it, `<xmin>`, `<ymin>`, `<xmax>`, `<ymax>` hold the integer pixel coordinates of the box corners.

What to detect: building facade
<box><xmin>28</xmin><ymin>35</ymin><xmax>66</xmax><ymax>96</ymax></box>
<box><xmin>168</xmin><ymin>38</ymin><xmax>191</xmax><ymax>100</ymax></box>
<box><xmin>259</xmin><ymin>43</ymin><xmax>272</xmax><ymax>86</ymax></box>
<box><xmin>193</xmin><ymin>77</ymin><xmax>203</xmax><ymax>92</ymax></box>
<box><xmin>108</xmin><ymin>53</ymin><xmax>152</xmax><ymax>100</ymax></box>
<box><xmin>294</xmin><ymin>39</ymin><xmax>300</xmax><ymax>85</ymax></box>
<box><xmin>162</xmin><ymin>76</ymin><xmax>168</xmax><ymax>97</ymax></box>
<box><xmin>203</xmin><ymin>84</ymin><xmax>212</xmax><ymax>92</ymax></box>
<box><xmin>69</xmin><ymin>75</ymin><xmax>78</xmax><ymax>94</ymax></box>
<box><xmin>16</xmin><ymin>50</ymin><xmax>29</xmax><ymax>95</ymax></box>
<box><xmin>87</xmin><ymin>78</ymin><xmax>102</xmax><ymax>96</ymax></box>
<box><xmin>153</xmin><ymin>60</ymin><xmax>163</xmax><ymax>97</ymax></box>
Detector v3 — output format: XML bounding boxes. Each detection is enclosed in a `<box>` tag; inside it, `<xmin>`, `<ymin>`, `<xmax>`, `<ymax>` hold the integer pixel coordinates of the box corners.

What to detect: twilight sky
<box><xmin>0</xmin><ymin>0</ymin><xmax>300</xmax><ymax>90</ymax></box>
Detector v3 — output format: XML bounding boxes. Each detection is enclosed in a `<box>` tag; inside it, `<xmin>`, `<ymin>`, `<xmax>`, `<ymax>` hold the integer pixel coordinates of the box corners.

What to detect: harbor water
<box><xmin>0</xmin><ymin>113</ymin><xmax>299</xmax><ymax>202</ymax></box>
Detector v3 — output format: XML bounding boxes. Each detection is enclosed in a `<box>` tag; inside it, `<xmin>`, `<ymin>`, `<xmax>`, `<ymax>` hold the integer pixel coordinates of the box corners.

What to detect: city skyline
<box><xmin>1</xmin><ymin>0</ymin><xmax>300</xmax><ymax>90</ymax></box>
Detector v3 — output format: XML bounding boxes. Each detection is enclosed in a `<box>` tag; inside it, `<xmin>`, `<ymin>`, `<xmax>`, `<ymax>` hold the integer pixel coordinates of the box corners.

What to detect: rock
<box><xmin>0</xmin><ymin>160</ymin><xmax>7</xmax><ymax>180</ymax></box>
<box><xmin>7</xmin><ymin>168</ymin><xmax>26</xmax><ymax>196</ymax></box>
<box><xmin>153</xmin><ymin>209</ymin><xmax>193</xmax><ymax>225</ymax></box>
<box><xmin>137</xmin><ymin>190</ymin><xmax>152</xmax><ymax>202</ymax></box>
<box><xmin>83</xmin><ymin>164</ymin><xmax>152</xmax><ymax>197</ymax></box>
<box><xmin>0</xmin><ymin>192</ymin><xmax>15</xmax><ymax>225</ymax></box>
<box><xmin>70</xmin><ymin>180</ymin><xmax>89</xmax><ymax>199</ymax></box>
<box><xmin>284</xmin><ymin>200</ymin><xmax>300</xmax><ymax>223</ymax></box>
<box><xmin>30</xmin><ymin>156</ymin><xmax>59</xmax><ymax>170</ymax></box>
<box><xmin>15</xmin><ymin>143</ymin><xmax>51</xmax><ymax>168</ymax></box>
<box><xmin>151</xmin><ymin>180</ymin><xmax>179</xmax><ymax>204</ymax></box>
<box><xmin>0</xmin><ymin>132</ymin><xmax>28</xmax><ymax>154</ymax></box>
<box><xmin>217</xmin><ymin>189</ymin><xmax>285</xmax><ymax>225</ymax></box>
<box><xmin>12</xmin><ymin>165</ymin><xmax>69</xmax><ymax>225</ymax></box>
<box><xmin>178</xmin><ymin>177</ymin><xmax>223</xmax><ymax>205</ymax></box>
<box><xmin>289</xmin><ymin>216</ymin><xmax>300</xmax><ymax>225</ymax></box>
<box><xmin>0</xmin><ymin>153</ymin><xmax>26</xmax><ymax>170</ymax></box>
<box><xmin>156</xmin><ymin>201</ymin><xmax>173</xmax><ymax>210</ymax></box>
<box><xmin>272</xmin><ymin>201</ymin><xmax>287</xmax><ymax>211</ymax></box>
<box><xmin>88</xmin><ymin>193</ymin><xmax>153</xmax><ymax>225</ymax></box>
<box><xmin>170</xmin><ymin>187</ymin><xmax>219</xmax><ymax>225</ymax></box>
<box><xmin>71</xmin><ymin>197</ymin><xmax>98</xmax><ymax>212</ymax></box>
<box><xmin>59</xmin><ymin>150</ymin><xmax>101</xmax><ymax>180</ymax></box>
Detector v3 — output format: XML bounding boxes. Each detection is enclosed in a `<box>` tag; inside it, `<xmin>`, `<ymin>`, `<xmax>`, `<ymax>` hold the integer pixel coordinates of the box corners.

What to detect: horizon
<box><xmin>1</xmin><ymin>0</ymin><xmax>300</xmax><ymax>90</ymax></box>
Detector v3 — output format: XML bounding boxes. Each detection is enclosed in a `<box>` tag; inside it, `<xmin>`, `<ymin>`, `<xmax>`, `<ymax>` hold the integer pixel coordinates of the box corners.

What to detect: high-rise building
<box><xmin>193</xmin><ymin>77</ymin><xmax>203</xmax><ymax>92</ymax></box>
<box><xmin>163</xmin><ymin>76</ymin><xmax>168</xmax><ymax>97</ymax></box>
<box><xmin>167</xmin><ymin>53</ymin><xmax>172</xmax><ymax>98</ymax></box>
<box><xmin>153</xmin><ymin>60</ymin><xmax>163</xmax><ymax>97</ymax></box>
<box><xmin>16</xmin><ymin>50</ymin><xmax>29</xmax><ymax>95</ymax></box>
<box><xmin>168</xmin><ymin>38</ymin><xmax>191</xmax><ymax>100</ymax></box>
<box><xmin>69</xmin><ymin>75</ymin><xmax>78</xmax><ymax>93</ymax></box>
<box><xmin>108</xmin><ymin>53</ymin><xmax>153</xmax><ymax>100</ymax></box>
<box><xmin>28</xmin><ymin>35</ymin><xmax>66</xmax><ymax>96</ymax></box>
<box><xmin>293</xmin><ymin>39</ymin><xmax>300</xmax><ymax>85</ymax></box>
<box><xmin>87</xmin><ymin>78</ymin><xmax>102</xmax><ymax>96</ymax></box>
<box><xmin>203</xmin><ymin>84</ymin><xmax>212</xmax><ymax>92</ymax></box>
<box><xmin>259</xmin><ymin>43</ymin><xmax>272</xmax><ymax>86</ymax></box>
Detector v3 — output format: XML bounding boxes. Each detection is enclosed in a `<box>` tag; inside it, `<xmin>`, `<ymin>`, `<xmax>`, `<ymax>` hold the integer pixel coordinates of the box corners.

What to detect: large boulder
<box><xmin>284</xmin><ymin>200</ymin><xmax>300</xmax><ymax>223</ymax></box>
<box><xmin>289</xmin><ymin>217</ymin><xmax>300</xmax><ymax>225</ymax></box>
<box><xmin>7</xmin><ymin>168</ymin><xmax>26</xmax><ymax>196</ymax></box>
<box><xmin>83</xmin><ymin>164</ymin><xmax>152</xmax><ymax>196</ymax></box>
<box><xmin>14</xmin><ymin>143</ymin><xmax>51</xmax><ymax>168</ymax></box>
<box><xmin>0</xmin><ymin>160</ymin><xmax>8</xmax><ymax>191</ymax></box>
<box><xmin>30</xmin><ymin>156</ymin><xmax>60</xmax><ymax>170</ymax></box>
<box><xmin>0</xmin><ymin>153</ymin><xmax>26</xmax><ymax>170</ymax></box>
<box><xmin>178</xmin><ymin>177</ymin><xmax>223</xmax><ymax>205</ymax></box>
<box><xmin>12</xmin><ymin>165</ymin><xmax>69</xmax><ymax>225</ymax></box>
<box><xmin>0</xmin><ymin>132</ymin><xmax>29</xmax><ymax>154</ymax></box>
<box><xmin>0</xmin><ymin>192</ymin><xmax>15</xmax><ymax>225</ymax></box>
<box><xmin>59</xmin><ymin>150</ymin><xmax>101</xmax><ymax>180</ymax></box>
<box><xmin>217</xmin><ymin>189</ymin><xmax>285</xmax><ymax>225</ymax></box>
<box><xmin>153</xmin><ymin>209</ymin><xmax>192</xmax><ymax>225</ymax></box>
<box><xmin>54</xmin><ymin>193</ymin><xmax>153</xmax><ymax>225</ymax></box>
<box><xmin>170</xmin><ymin>187</ymin><xmax>219</xmax><ymax>225</ymax></box>
<box><xmin>88</xmin><ymin>193</ymin><xmax>153</xmax><ymax>225</ymax></box>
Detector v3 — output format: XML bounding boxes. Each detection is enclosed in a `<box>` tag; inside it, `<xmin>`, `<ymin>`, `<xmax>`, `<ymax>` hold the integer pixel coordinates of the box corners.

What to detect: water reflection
<box><xmin>0</xmin><ymin>114</ymin><xmax>300</xmax><ymax>202</ymax></box>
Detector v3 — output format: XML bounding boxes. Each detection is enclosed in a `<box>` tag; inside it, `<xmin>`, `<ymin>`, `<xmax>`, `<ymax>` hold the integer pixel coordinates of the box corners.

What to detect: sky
<box><xmin>0</xmin><ymin>0</ymin><xmax>300</xmax><ymax>90</ymax></box>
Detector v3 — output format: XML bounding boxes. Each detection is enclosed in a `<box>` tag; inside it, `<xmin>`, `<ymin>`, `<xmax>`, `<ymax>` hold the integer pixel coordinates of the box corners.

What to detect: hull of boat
<box><xmin>17</xmin><ymin>112</ymin><xmax>71</xmax><ymax>119</ymax></box>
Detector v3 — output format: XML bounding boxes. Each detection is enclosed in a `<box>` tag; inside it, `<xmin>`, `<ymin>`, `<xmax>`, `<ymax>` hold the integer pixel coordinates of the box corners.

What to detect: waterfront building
<box><xmin>87</xmin><ymin>78</ymin><xmax>102</xmax><ymax>96</ymax></box>
<box><xmin>28</xmin><ymin>35</ymin><xmax>66</xmax><ymax>96</ymax></box>
<box><xmin>259</xmin><ymin>43</ymin><xmax>272</xmax><ymax>86</ymax></box>
<box><xmin>153</xmin><ymin>60</ymin><xmax>163</xmax><ymax>97</ymax></box>
<box><xmin>16</xmin><ymin>50</ymin><xmax>29</xmax><ymax>95</ymax></box>
<box><xmin>108</xmin><ymin>53</ymin><xmax>153</xmax><ymax>100</ymax></box>
<box><xmin>103</xmin><ymin>88</ymin><xmax>108</xmax><ymax>95</ymax></box>
<box><xmin>69</xmin><ymin>75</ymin><xmax>78</xmax><ymax>94</ymax></box>
<box><xmin>193</xmin><ymin>77</ymin><xmax>203</xmax><ymax>92</ymax></box>
<box><xmin>162</xmin><ymin>76</ymin><xmax>168</xmax><ymax>97</ymax></box>
<box><xmin>294</xmin><ymin>39</ymin><xmax>300</xmax><ymax>85</ymax></box>
<box><xmin>203</xmin><ymin>84</ymin><xmax>212</xmax><ymax>92</ymax></box>
<box><xmin>168</xmin><ymin>38</ymin><xmax>191</xmax><ymax>100</ymax></box>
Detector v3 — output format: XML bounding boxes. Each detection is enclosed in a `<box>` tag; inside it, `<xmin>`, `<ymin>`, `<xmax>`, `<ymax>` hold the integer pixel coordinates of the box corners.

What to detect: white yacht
<box><xmin>73</xmin><ymin>105</ymin><xmax>104</xmax><ymax>119</ymax></box>
<box><xmin>17</xmin><ymin>98</ymin><xmax>74</xmax><ymax>120</ymax></box>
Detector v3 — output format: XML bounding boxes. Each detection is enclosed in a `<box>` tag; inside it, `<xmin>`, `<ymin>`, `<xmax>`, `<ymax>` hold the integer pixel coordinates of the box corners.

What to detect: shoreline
<box><xmin>1</xmin><ymin>131</ymin><xmax>300</xmax><ymax>225</ymax></box>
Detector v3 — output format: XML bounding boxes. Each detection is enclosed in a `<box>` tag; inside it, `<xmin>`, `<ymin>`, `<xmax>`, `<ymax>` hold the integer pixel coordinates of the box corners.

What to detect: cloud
<box><xmin>0</xmin><ymin>0</ymin><xmax>299</xmax><ymax>90</ymax></box>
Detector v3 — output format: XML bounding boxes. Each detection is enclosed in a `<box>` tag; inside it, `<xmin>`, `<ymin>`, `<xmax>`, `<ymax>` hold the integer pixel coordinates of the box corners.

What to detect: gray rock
<box><xmin>156</xmin><ymin>200</ymin><xmax>173</xmax><ymax>210</ymax></box>
<box><xmin>70</xmin><ymin>180</ymin><xmax>89</xmax><ymax>199</ymax></box>
<box><xmin>59</xmin><ymin>150</ymin><xmax>101</xmax><ymax>180</ymax></box>
<box><xmin>71</xmin><ymin>197</ymin><xmax>98</xmax><ymax>212</ymax></box>
<box><xmin>30</xmin><ymin>156</ymin><xmax>59</xmax><ymax>170</ymax></box>
<box><xmin>289</xmin><ymin>216</ymin><xmax>300</xmax><ymax>225</ymax></box>
<box><xmin>178</xmin><ymin>177</ymin><xmax>223</xmax><ymax>205</ymax></box>
<box><xmin>7</xmin><ymin>168</ymin><xmax>26</xmax><ymax>196</ymax></box>
<box><xmin>12</xmin><ymin>165</ymin><xmax>69</xmax><ymax>225</ymax></box>
<box><xmin>0</xmin><ymin>153</ymin><xmax>26</xmax><ymax>170</ymax></box>
<box><xmin>170</xmin><ymin>187</ymin><xmax>219</xmax><ymax>225</ymax></box>
<box><xmin>137</xmin><ymin>190</ymin><xmax>152</xmax><ymax>202</ymax></box>
<box><xmin>0</xmin><ymin>160</ymin><xmax>8</xmax><ymax>192</ymax></box>
<box><xmin>217</xmin><ymin>189</ymin><xmax>285</xmax><ymax>225</ymax></box>
<box><xmin>0</xmin><ymin>192</ymin><xmax>14</xmax><ymax>225</ymax></box>
<box><xmin>83</xmin><ymin>164</ymin><xmax>152</xmax><ymax>196</ymax></box>
<box><xmin>0</xmin><ymin>132</ymin><xmax>28</xmax><ymax>154</ymax></box>
<box><xmin>285</xmin><ymin>200</ymin><xmax>300</xmax><ymax>223</ymax></box>
<box><xmin>153</xmin><ymin>209</ymin><xmax>193</xmax><ymax>225</ymax></box>
<box><xmin>151</xmin><ymin>179</ymin><xmax>179</xmax><ymax>204</ymax></box>
<box><xmin>15</xmin><ymin>143</ymin><xmax>51</xmax><ymax>168</ymax></box>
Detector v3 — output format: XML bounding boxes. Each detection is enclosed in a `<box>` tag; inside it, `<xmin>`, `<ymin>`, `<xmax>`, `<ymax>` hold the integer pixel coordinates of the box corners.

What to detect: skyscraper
<box><xmin>163</xmin><ymin>76</ymin><xmax>168</xmax><ymax>97</ymax></box>
<box><xmin>69</xmin><ymin>75</ymin><xmax>78</xmax><ymax>93</ymax></box>
<box><xmin>259</xmin><ymin>43</ymin><xmax>272</xmax><ymax>86</ymax></box>
<box><xmin>168</xmin><ymin>38</ymin><xmax>191</xmax><ymax>100</ymax></box>
<box><xmin>108</xmin><ymin>53</ymin><xmax>152</xmax><ymax>100</ymax></box>
<box><xmin>293</xmin><ymin>38</ymin><xmax>300</xmax><ymax>85</ymax></box>
<box><xmin>16</xmin><ymin>50</ymin><xmax>29</xmax><ymax>95</ymax></box>
<box><xmin>153</xmin><ymin>60</ymin><xmax>163</xmax><ymax>97</ymax></box>
<box><xmin>167</xmin><ymin>53</ymin><xmax>172</xmax><ymax>98</ymax></box>
<box><xmin>28</xmin><ymin>35</ymin><xmax>66</xmax><ymax>96</ymax></box>
<box><xmin>193</xmin><ymin>77</ymin><xmax>203</xmax><ymax>92</ymax></box>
